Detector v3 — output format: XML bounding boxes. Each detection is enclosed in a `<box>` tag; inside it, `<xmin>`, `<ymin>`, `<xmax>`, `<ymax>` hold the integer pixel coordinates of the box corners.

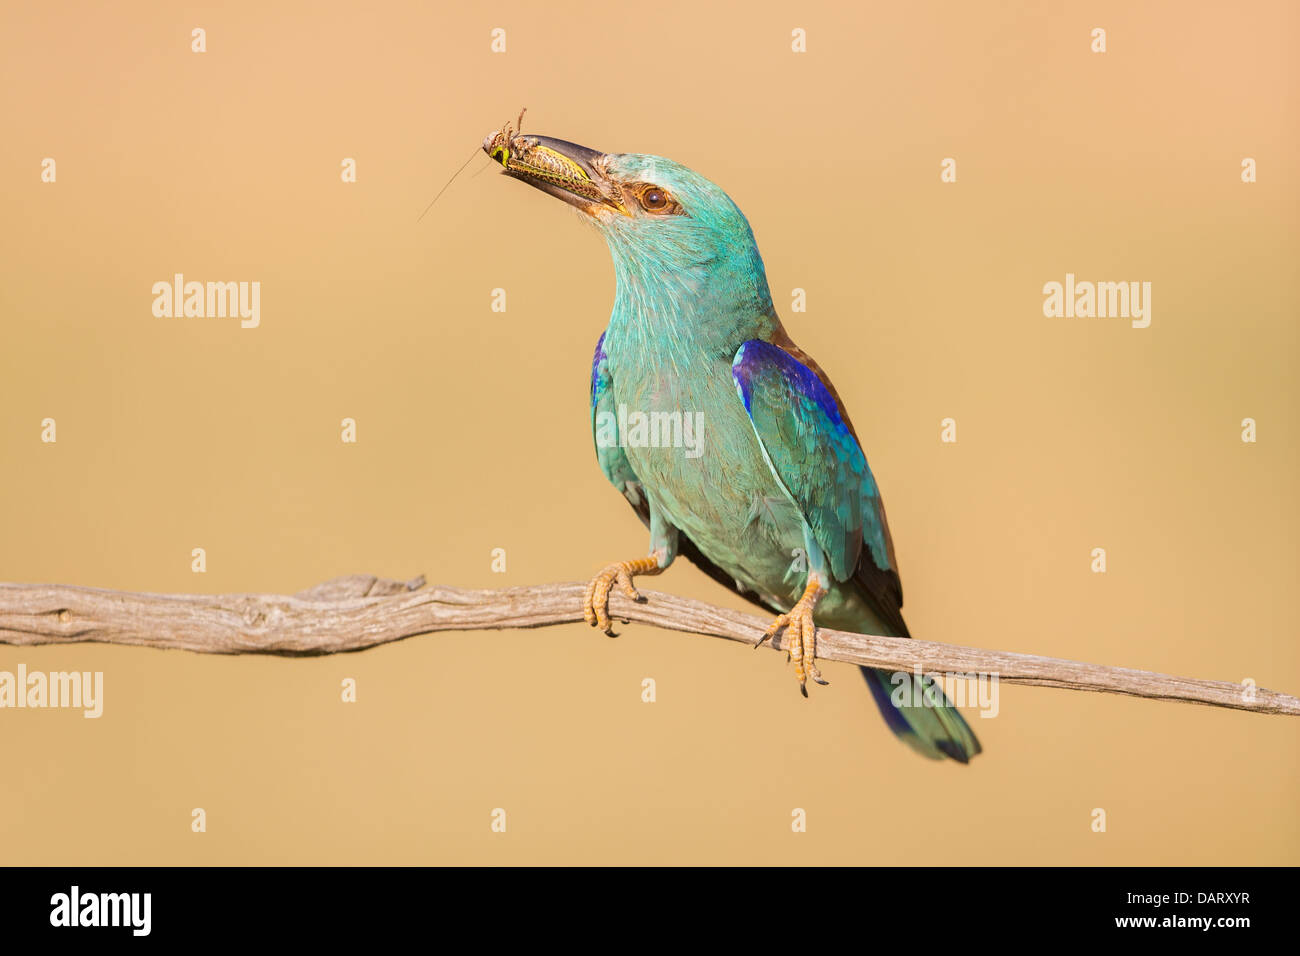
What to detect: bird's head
<box><xmin>483</xmin><ymin>122</ymin><xmax>775</xmax><ymax>325</ymax></box>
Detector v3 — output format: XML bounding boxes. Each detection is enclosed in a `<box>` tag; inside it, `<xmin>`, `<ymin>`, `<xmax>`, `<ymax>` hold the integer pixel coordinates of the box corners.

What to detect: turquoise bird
<box><xmin>483</xmin><ymin>118</ymin><xmax>981</xmax><ymax>762</ymax></box>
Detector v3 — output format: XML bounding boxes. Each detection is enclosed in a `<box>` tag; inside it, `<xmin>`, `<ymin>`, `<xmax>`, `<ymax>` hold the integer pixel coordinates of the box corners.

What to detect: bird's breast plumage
<box><xmin>600</xmin><ymin>337</ymin><xmax>802</xmax><ymax>608</ymax></box>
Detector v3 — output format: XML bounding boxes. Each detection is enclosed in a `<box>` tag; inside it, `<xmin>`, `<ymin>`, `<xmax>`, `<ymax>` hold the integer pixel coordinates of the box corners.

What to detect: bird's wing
<box><xmin>590</xmin><ymin>332</ymin><xmax>775</xmax><ymax>608</ymax></box>
<box><xmin>733</xmin><ymin>335</ymin><xmax>908</xmax><ymax>634</ymax></box>
<box><xmin>731</xmin><ymin>338</ymin><xmax>866</xmax><ymax>580</ymax></box>
<box><xmin>735</xmin><ymin>336</ymin><xmax>976</xmax><ymax>759</ymax></box>
<box><xmin>590</xmin><ymin>331</ymin><xmax>643</xmax><ymax>508</ymax></box>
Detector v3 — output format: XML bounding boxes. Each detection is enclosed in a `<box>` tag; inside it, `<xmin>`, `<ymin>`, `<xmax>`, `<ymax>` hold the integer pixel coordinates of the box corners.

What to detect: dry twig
<box><xmin>0</xmin><ymin>575</ymin><xmax>1294</xmax><ymax>716</ymax></box>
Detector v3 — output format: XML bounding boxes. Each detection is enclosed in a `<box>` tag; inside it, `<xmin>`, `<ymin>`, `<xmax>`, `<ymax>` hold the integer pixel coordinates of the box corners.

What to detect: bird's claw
<box><xmin>756</xmin><ymin>579</ymin><xmax>829</xmax><ymax>694</ymax></box>
<box><xmin>582</xmin><ymin>556</ymin><xmax>659</xmax><ymax>636</ymax></box>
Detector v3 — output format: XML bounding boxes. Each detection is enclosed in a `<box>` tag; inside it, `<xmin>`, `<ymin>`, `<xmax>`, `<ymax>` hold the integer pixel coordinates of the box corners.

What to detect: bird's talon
<box><xmin>581</xmin><ymin>556</ymin><xmax>662</xmax><ymax>639</ymax></box>
<box><xmin>760</xmin><ymin>578</ymin><xmax>827</xmax><ymax>695</ymax></box>
<box><xmin>756</xmin><ymin>613</ymin><xmax>788</xmax><ymax>651</ymax></box>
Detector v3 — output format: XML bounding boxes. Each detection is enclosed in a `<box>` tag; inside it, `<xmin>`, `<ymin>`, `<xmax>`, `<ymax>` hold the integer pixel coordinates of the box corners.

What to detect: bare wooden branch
<box><xmin>0</xmin><ymin>575</ymin><xmax>1295</xmax><ymax>716</ymax></box>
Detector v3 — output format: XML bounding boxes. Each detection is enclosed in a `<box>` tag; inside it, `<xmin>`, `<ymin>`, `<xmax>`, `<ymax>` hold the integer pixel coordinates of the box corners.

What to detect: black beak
<box><xmin>481</xmin><ymin>129</ymin><xmax>627</xmax><ymax>216</ymax></box>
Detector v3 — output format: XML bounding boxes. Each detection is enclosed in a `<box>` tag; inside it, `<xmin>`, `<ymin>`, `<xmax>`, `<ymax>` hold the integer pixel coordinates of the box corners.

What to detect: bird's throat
<box><xmin>603</xmin><ymin>242</ymin><xmax>778</xmax><ymax>364</ymax></box>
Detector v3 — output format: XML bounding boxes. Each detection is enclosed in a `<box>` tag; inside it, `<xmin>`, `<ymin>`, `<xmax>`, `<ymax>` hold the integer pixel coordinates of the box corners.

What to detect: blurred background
<box><xmin>1</xmin><ymin>0</ymin><xmax>1296</xmax><ymax>864</ymax></box>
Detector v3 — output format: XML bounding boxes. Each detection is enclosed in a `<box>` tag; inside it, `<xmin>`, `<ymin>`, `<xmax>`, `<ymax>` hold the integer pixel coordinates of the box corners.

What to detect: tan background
<box><xmin>1</xmin><ymin>1</ymin><xmax>1297</xmax><ymax>864</ymax></box>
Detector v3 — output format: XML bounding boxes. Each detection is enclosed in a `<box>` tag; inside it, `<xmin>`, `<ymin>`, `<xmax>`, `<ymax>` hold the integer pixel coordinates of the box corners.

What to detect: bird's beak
<box><xmin>481</xmin><ymin>129</ymin><xmax>628</xmax><ymax>217</ymax></box>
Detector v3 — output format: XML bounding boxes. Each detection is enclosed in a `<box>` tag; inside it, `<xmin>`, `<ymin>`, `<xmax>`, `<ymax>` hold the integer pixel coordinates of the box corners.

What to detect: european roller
<box><xmin>483</xmin><ymin>117</ymin><xmax>981</xmax><ymax>763</ymax></box>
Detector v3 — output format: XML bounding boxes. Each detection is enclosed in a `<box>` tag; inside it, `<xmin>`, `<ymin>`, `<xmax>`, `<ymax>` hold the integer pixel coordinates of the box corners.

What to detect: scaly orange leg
<box><xmin>755</xmin><ymin>575</ymin><xmax>830</xmax><ymax>696</ymax></box>
<box><xmin>582</xmin><ymin>555</ymin><xmax>663</xmax><ymax>636</ymax></box>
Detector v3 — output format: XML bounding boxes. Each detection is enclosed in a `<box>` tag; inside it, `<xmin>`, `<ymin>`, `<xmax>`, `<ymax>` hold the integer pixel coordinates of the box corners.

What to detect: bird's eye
<box><xmin>637</xmin><ymin>185</ymin><xmax>672</xmax><ymax>212</ymax></box>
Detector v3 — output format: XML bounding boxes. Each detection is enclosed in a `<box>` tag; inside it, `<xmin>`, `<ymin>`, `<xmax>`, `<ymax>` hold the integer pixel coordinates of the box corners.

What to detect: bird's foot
<box><xmin>582</xmin><ymin>556</ymin><xmax>663</xmax><ymax>636</ymax></box>
<box><xmin>756</xmin><ymin>576</ymin><xmax>829</xmax><ymax>696</ymax></box>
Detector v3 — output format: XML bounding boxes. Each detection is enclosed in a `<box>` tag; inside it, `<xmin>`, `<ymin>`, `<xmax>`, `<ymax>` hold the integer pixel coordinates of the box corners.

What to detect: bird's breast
<box><xmin>609</xmin><ymin>353</ymin><xmax>805</xmax><ymax>601</ymax></box>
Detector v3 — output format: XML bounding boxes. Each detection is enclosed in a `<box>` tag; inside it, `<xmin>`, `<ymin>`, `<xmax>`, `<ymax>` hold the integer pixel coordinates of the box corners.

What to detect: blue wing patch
<box><xmin>732</xmin><ymin>339</ymin><xmax>890</xmax><ymax>582</ymax></box>
<box><xmin>591</xmin><ymin>331</ymin><xmax>642</xmax><ymax>508</ymax></box>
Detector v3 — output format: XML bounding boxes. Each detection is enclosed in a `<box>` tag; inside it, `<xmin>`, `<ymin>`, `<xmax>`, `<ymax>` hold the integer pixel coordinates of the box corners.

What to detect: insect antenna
<box><xmin>416</xmin><ymin>145</ymin><xmax>481</xmax><ymax>224</ymax></box>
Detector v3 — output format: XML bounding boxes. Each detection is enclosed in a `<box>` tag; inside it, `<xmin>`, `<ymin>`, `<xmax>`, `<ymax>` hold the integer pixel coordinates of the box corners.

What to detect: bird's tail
<box><xmin>860</xmin><ymin>666</ymin><xmax>982</xmax><ymax>763</ymax></box>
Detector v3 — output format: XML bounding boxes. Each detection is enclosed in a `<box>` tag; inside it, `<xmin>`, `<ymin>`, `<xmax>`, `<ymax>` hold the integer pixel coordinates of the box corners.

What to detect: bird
<box><xmin>482</xmin><ymin>116</ymin><xmax>981</xmax><ymax>763</ymax></box>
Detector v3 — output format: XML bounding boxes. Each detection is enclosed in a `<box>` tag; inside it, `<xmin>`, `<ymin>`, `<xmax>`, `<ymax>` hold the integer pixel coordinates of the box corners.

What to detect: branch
<box><xmin>0</xmin><ymin>575</ymin><xmax>1295</xmax><ymax>716</ymax></box>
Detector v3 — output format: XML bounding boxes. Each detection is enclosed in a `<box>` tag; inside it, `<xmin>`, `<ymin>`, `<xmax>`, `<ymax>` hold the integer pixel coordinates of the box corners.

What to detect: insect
<box><xmin>484</xmin><ymin>108</ymin><xmax>606</xmax><ymax>202</ymax></box>
<box><xmin>416</xmin><ymin>108</ymin><xmax>536</xmax><ymax>223</ymax></box>
<box><xmin>419</xmin><ymin>108</ymin><xmax>604</xmax><ymax>224</ymax></box>
<box><xmin>484</xmin><ymin>107</ymin><xmax>528</xmax><ymax>168</ymax></box>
